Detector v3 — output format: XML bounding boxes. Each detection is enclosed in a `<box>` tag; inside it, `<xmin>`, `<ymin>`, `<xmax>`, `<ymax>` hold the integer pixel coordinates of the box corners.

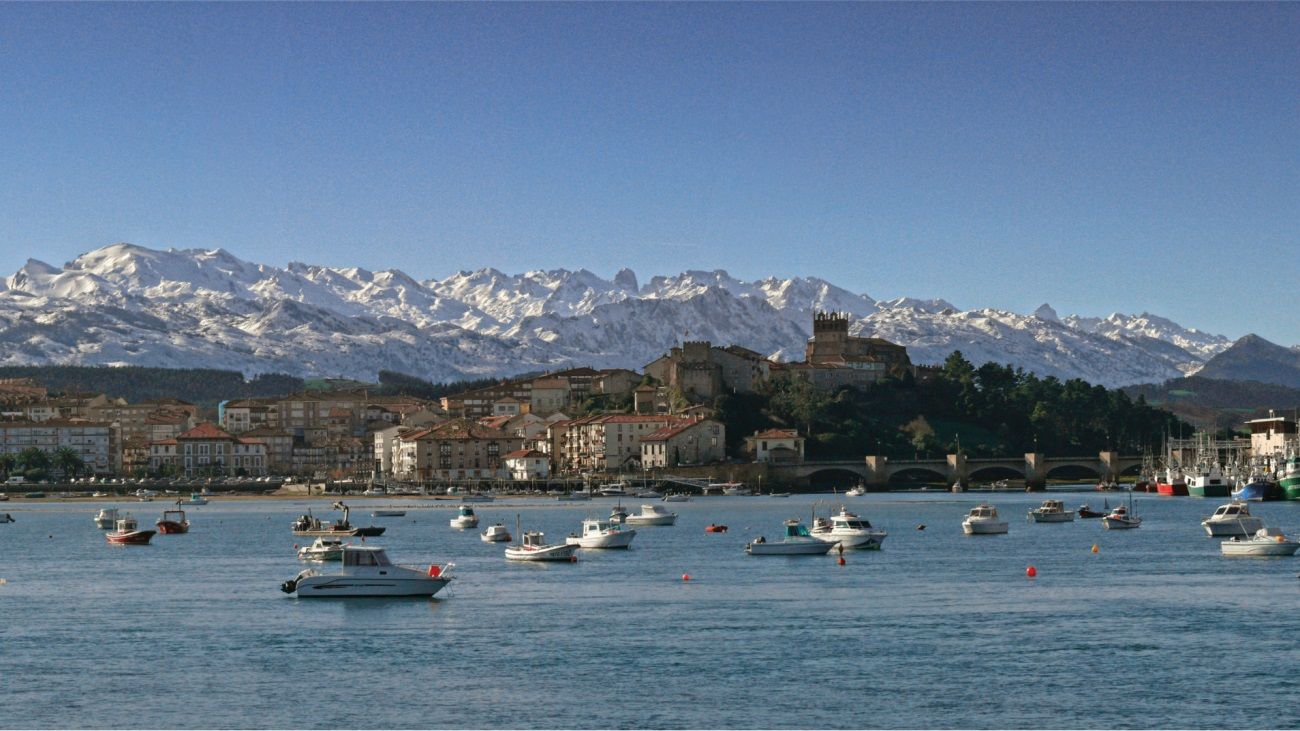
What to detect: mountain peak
<box><xmin>1033</xmin><ymin>303</ymin><xmax>1060</xmax><ymax>322</ymax></box>
<box><xmin>614</xmin><ymin>267</ymin><xmax>638</xmax><ymax>292</ymax></box>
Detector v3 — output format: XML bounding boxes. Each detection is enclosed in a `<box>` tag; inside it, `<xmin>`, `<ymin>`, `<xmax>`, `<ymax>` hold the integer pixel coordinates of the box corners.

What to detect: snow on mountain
<box><xmin>0</xmin><ymin>243</ymin><xmax>1237</xmax><ymax>385</ymax></box>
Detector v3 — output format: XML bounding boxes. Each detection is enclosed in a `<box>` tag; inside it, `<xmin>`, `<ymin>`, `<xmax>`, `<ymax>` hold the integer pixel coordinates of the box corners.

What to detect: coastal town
<box><xmin>0</xmin><ymin>312</ymin><xmax>917</xmax><ymax>488</ymax></box>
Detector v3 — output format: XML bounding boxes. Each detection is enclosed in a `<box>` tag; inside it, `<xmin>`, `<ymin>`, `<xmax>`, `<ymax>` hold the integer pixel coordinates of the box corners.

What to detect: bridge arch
<box><xmin>969</xmin><ymin>465</ymin><xmax>1026</xmax><ymax>481</ymax></box>
<box><xmin>1045</xmin><ymin>463</ymin><xmax>1102</xmax><ymax>480</ymax></box>
<box><xmin>1118</xmin><ymin>463</ymin><xmax>1143</xmax><ymax>477</ymax></box>
<box><xmin>890</xmin><ymin>467</ymin><xmax>948</xmax><ymax>485</ymax></box>
<box><xmin>805</xmin><ymin>468</ymin><xmax>866</xmax><ymax>490</ymax></box>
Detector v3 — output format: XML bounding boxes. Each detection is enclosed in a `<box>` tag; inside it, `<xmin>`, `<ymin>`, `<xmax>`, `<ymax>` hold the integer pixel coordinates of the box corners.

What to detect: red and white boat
<box><xmin>106</xmin><ymin>515</ymin><xmax>156</xmax><ymax>545</ymax></box>
<box><xmin>1155</xmin><ymin>466</ymin><xmax>1188</xmax><ymax>496</ymax></box>
<box><xmin>156</xmin><ymin>504</ymin><xmax>190</xmax><ymax>534</ymax></box>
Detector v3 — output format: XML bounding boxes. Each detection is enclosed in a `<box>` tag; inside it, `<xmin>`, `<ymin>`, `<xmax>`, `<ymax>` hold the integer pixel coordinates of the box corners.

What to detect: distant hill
<box><xmin>1124</xmin><ymin>375</ymin><xmax>1300</xmax><ymax>430</ymax></box>
<box><xmin>0</xmin><ymin>365</ymin><xmax>303</xmax><ymax>406</ymax></box>
<box><xmin>1192</xmin><ymin>334</ymin><xmax>1300</xmax><ymax>388</ymax></box>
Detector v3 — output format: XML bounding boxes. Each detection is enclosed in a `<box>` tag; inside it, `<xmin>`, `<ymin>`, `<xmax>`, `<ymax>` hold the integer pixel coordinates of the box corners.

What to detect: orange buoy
<box><xmin>1091</xmin><ymin>544</ymin><xmax>1099</xmax><ymax>554</ymax></box>
<box><xmin>681</xmin><ymin>573</ymin><xmax>690</xmax><ymax>582</ymax></box>
<box><xmin>1026</xmin><ymin>565</ymin><xmax>1037</xmax><ymax>578</ymax></box>
<box><xmin>837</xmin><ymin>556</ymin><xmax>846</xmax><ymax>566</ymax></box>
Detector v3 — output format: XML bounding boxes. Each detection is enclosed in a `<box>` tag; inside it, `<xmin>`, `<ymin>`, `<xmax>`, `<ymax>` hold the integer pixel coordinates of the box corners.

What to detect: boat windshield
<box><xmin>785</xmin><ymin>523</ymin><xmax>811</xmax><ymax>537</ymax></box>
<box><xmin>839</xmin><ymin>519</ymin><xmax>872</xmax><ymax>530</ymax></box>
<box><xmin>344</xmin><ymin>550</ymin><xmax>390</xmax><ymax>566</ymax></box>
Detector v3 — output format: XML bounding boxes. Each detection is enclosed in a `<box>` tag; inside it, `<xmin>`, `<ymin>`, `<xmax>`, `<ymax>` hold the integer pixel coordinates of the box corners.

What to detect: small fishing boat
<box><xmin>962</xmin><ymin>504</ymin><xmax>1008</xmax><ymax>535</ymax></box>
<box><xmin>181</xmin><ymin>492</ymin><xmax>209</xmax><ymax>506</ymax></box>
<box><xmin>106</xmin><ymin>515</ymin><xmax>155</xmax><ymax>545</ymax></box>
<box><xmin>845</xmin><ymin>486</ymin><xmax>867</xmax><ymax>497</ymax></box>
<box><xmin>372</xmin><ymin>509</ymin><xmax>406</xmax><ymax>518</ymax></box>
<box><xmin>746</xmin><ymin>520</ymin><xmax>835</xmax><ymax>555</ymax></box>
<box><xmin>505</xmin><ymin>529</ymin><xmax>578</xmax><ymax>562</ymax></box>
<box><xmin>1231</xmin><ymin>473</ymin><xmax>1284</xmax><ymax>502</ymax></box>
<box><xmin>94</xmin><ymin>507</ymin><xmax>121</xmax><ymax>529</ymax></box>
<box><xmin>555</xmin><ymin>492</ymin><xmax>591</xmax><ymax>502</ymax></box>
<box><xmin>625</xmin><ymin>504</ymin><xmax>677</xmax><ymax>526</ymax></box>
<box><xmin>155</xmin><ymin>503</ymin><xmax>190</xmax><ymax>534</ymax></box>
<box><xmin>297</xmin><ymin>536</ymin><xmax>348</xmax><ymax>561</ymax></box>
<box><xmin>769</xmin><ymin>491</ymin><xmax>791</xmax><ymax>498</ymax></box>
<box><xmin>281</xmin><ymin>546</ymin><xmax>455</xmax><ymax>597</ymax></box>
<box><xmin>1156</xmin><ymin>466</ymin><xmax>1188</xmax><ymax>496</ymax></box>
<box><xmin>594</xmin><ymin>482</ymin><xmax>628</xmax><ymax>497</ymax></box>
<box><xmin>662</xmin><ymin>493</ymin><xmax>691</xmax><ymax>503</ymax></box>
<box><xmin>1028</xmin><ymin>499</ymin><xmax>1076</xmax><ymax>523</ymax></box>
<box><xmin>1102</xmin><ymin>492</ymin><xmax>1142</xmax><ymax>529</ymax></box>
<box><xmin>716</xmin><ymin>482</ymin><xmax>751</xmax><ymax>496</ymax></box>
<box><xmin>810</xmin><ymin>506</ymin><xmax>887</xmax><ymax>549</ymax></box>
<box><xmin>449</xmin><ymin>505</ymin><xmax>479</xmax><ymax>529</ymax></box>
<box><xmin>704</xmin><ymin>523</ymin><xmax>728</xmax><ymax>533</ymax></box>
<box><xmin>480</xmin><ymin>523</ymin><xmax>512</xmax><ymax>543</ymax></box>
<box><xmin>1078</xmin><ymin>501</ymin><xmax>1107</xmax><ymax>519</ymax></box>
<box><xmin>635</xmin><ymin>489</ymin><xmax>664</xmax><ymax>499</ymax></box>
<box><xmin>1220</xmin><ymin>527</ymin><xmax>1300</xmax><ymax>557</ymax></box>
<box><xmin>1201</xmin><ymin>501</ymin><xmax>1263</xmax><ymax>537</ymax></box>
<box><xmin>565</xmin><ymin>518</ymin><xmax>636</xmax><ymax>549</ymax></box>
<box><xmin>1186</xmin><ymin>463</ymin><xmax>1232</xmax><ymax>498</ymax></box>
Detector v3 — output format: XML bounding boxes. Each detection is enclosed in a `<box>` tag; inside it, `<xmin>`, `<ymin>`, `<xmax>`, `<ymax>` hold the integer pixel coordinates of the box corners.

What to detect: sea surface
<box><xmin>2</xmin><ymin>490</ymin><xmax>1299</xmax><ymax>729</ymax></box>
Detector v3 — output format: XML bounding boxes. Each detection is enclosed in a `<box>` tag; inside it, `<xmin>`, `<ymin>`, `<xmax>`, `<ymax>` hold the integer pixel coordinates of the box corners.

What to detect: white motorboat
<box><xmin>662</xmin><ymin>493</ymin><xmax>691</xmax><ymax>503</ymax></box>
<box><xmin>297</xmin><ymin>536</ymin><xmax>348</xmax><ymax>561</ymax></box>
<box><xmin>449</xmin><ymin>505</ymin><xmax>479</xmax><ymax>529</ymax></box>
<box><xmin>635</xmin><ymin>489</ymin><xmax>664</xmax><ymax>499</ymax></box>
<box><xmin>768</xmin><ymin>492</ymin><xmax>791</xmax><ymax>498</ymax></box>
<box><xmin>845</xmin><ymin>486</ymin><xmax>867</xmax><ymax>497</ymax></box>
<box><xmin>94</xmin><ymin>507</ymin><xmax>121</xmax><ymax>529</ymax></box>
<box><xmin>595</xmin><ymin>482</ymin><xmax>629</xmax><ymax>497</ymax></box>
<box><xmin>747</xmin><ymin>520</ymin><xmax>835</xmax><ymax>555</ymax></box>
<box><xmin>372</xmin><ymin>509</ymin><xmax>406</xmax><ymax>518</ymax></box>
<box><xmin>625</xmin><ymin>504</ymin><xmax>677</xmax><ymax>526</ymax></box>
<box><xmin>717</xmin><ymin>483</ymin><xmax>752</xmax><ymax>496</ymax></box>
<box><xmin>480</xmin><ymin>523</ymin><xmax>512</xmax><ymax>543</ymax></box>
<box><xmin>461</xmin><ymin>492</ymin><xmax>495</xmax><ymax>503</ymax></box>
<box><xmin>1202</xmin><ymin>501</ymin><xmax>1262</xmax><ymax>537</ymax></box>
<box><xmin>505</xmin><ymin>530</ymin><xmax>578</xmax><ymax>562</ymax></box>
<box><xmin>282</xmin><ymin>546</ymin><xmax>455</xmax><ymax>597</ymax></box>
<box><xmin>362</xmin><ymin>486</ymin><xmax>387</xmax><ymax>497</ymax></box>
<box><xmin>1028</xmin><ymin>499</ymin><xmax>1076</xmax><ymax>523</ymax></box>
<box><xmin>565</xmin><ymin>518</ymin><xmax>636</xmax><ymax>549</ymax></box>
<box><xmin>962</xmin><ymin>504</ymin><xmax>1008</xmax><ymax>535</ymax></box>
<box><xmin>1220</xmin><ymin>527</ymin><xmax>1300</xmax><ymax>556</ymax></box>
<box><xmin>810</xmin><ymin>506</ymin><xmax>887</xmax><ymax>549</ymax></box>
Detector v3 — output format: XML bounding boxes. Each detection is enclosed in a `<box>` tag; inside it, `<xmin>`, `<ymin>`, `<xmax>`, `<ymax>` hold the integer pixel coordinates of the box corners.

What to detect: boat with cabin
<box><xmin>480</xmin><ymin>523</ymin><xmax>512</xmax><ymax>543</ymax></box>
<box><xmin>1028</xmin><ymin>499</ymin><xmax>1076</xmax><ymax>523</ymax></box>
<box><xmin>449</xmin><ymin>505</ymin><xmax>479</xmax><ymax>529</ymax></box>
<box><xmin>810</xmin><ymin>506</ymin><xmax>887</xmax><ymax>549</ymax></box>
<box><xmin>625</xmin><ymin>504</ymin><xmax>677</xmax><ymax>526</ymax></box>
<box><xmin>155</xmin><ymin>503</ymin><xmax>190</xmax><ymax>534</ymax></box>
<box><xmin>291</xmin><ymin>502</ymin><xmax>385</xmax><ymax>537</ymax></box>
<box><xmin>1277</xmin><ymin>455</ymin><xmax>1300</xmax><ymax>500</ymax></box>
<box><xmin>181</xmin><ymin>492</ymin><xmax>209</xmax><ymax>505</ymax></box>
<box><xmin>662</xmin><ymin>493</ymin><xmax>691</xmax><ymax>503</ymax></box>
<box><xmin>962</xmin><ymin>504</ymin><xmax>1009</xmax><ymax>535</ymax></box>
<box><xmin>281</xmin><ymin>545</ymin><xmax>455</xmax><ymax>597</ymax></box>
<box><xmin>746</xmin><ymin>519</ymin><xmax>836</xmax><ymax>555</ymax></box>
<box><xmin>297</xmin><ymin>537</ymin><xmax>348</xmax><ymax>561</ymax></box>
<box><xmin>1232</xmin><ymin>470</ymin><xmax>1284</xmax><ymax>502</ymax></box>
<box><xmin>1102</xmin><ymin>492</ymin><xmax>1142</xmax><ymax>529</ymax></box>
<box><xmin>565</xmin><ymin>518</ymin><xmax>636</xmax><ymax>549</ymax></box>
<box><xmin>105</xmin><ymin>515</ymin><xmax>155</xmax><ymax>545</ymax></box>
<box><xmin>1186</xmin><ymin>463</ymin><xmax>1233</xmax><ymax>498</ymax></box>
<box><xmin>1220</xmin><ymin>527</ymin><xmax>1300</xmax><ymax>556</ymax></box>
<box><xmin>717</xmin><ymin>483</ymin><xmax>751</xmax><ymax>496</ymax></box>
<box><xmin>845</xmin><ymin>486</ymin><xmax>867</xmax><ymax>497</ymax></box>
<box><xmin>1201</xmin><ymin>501</ymin><xmax>1263</xmax><ymax>537</ymax></box>
<box><xmin>94</xmin><ymin>507</ymin><xmax>121</xmax><ymax>529</ymax></box>
<box><xmin>1156</xmin><ymin>465</ymin><xmax>1188</xmax><ymax>496</ymax></box>
<box><xmin>505</xmin><ymin>528</ymin><xmax>578</xmax><ymax>562</ymax></box>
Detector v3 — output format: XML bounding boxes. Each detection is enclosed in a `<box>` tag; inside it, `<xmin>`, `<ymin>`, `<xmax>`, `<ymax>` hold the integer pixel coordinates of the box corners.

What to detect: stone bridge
<box><xmin>770</xmin><ymin>452</ymin><xmax>1143</xmax><ymax>490</ymax></box>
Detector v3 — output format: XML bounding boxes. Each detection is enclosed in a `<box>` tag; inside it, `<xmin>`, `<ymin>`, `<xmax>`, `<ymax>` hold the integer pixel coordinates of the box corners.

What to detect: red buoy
<box><xmin>1026</xmin><ymin>565</ymin><xmax>1037</xmax><ymax>578</ymax></box>
<box><xmin>681</xmin><ymin>573</ymin><xmax>690</xmax><ymax>582</ymax></box>
<box><xmin>837</xmin><ymin>556</ymin><xmax>846</xmax><ymax>566</ymax></box>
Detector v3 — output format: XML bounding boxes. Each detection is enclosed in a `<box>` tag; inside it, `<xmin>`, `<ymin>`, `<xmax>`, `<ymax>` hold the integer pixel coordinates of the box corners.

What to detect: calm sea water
<box><xmin>2</xmin><ymin>491</ymin><xmax>1299</xmax><ymax>729</ymax></box>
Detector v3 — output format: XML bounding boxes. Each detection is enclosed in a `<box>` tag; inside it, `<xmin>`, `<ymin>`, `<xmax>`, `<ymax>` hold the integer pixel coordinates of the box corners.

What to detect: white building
<box><xmin>505</xmin><ymin>449</ymin><xmax>550</xmax><ymax>480</ymax></box>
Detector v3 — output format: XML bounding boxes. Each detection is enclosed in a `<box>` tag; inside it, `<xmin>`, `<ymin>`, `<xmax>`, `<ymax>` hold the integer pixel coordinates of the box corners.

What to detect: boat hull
<box><xmin>1029</xmin><ymin>511</ymin><xmax>1075</xmax><ymax>523</ymax></box>
<box><xmin>746</xmin><ymin>541</ymin><xmax>834</xmax><ymax>555</ymax></box>
<box><xmin>565</xmin><ymin>530</ymin><xmax>636</xmax><ymax>549</ymax></box>
<box><xmin>625</xmin><ymin>515</ymin><xmax>676</xmax><ymax>526</ymax></box>
<box><xmin>155</xmin><ymin>520</ymin><xmax>189</xmax><ymax>534</ymax></box>
<box><xmin>1156</xmin><ymin>482</ymin><xmax>1189</xmax><ymax>497</ymax></box>
<box><xmin>1202</xmin><ymin>517</ymin><xmax>1263</xmax><ymax>537</ymax></box>
<box><xmin>1220</xmin><ymin>540</ymin><xmax>1300</xmax><ymax>557</ymax></box>
<box><xmin>1231</xmin><ymin>482</ymin><xmax>1282</xmax><ymax>501</ymax></box>
<box><xmin>962</xmin><ymin>521</ymin><xmax>1009</xmax><ymax>535</ymax></box>
<box><xmin>293</xmin><ymin>528</ymin><xmax>360</xmax><ymax>537</ymax></box>
<box><xmin>450</xmin><ymin>518</ymin><xmax>479</xmax><ymax>529</ymax></box>
<box><xmin>293</xmin><ymin>575</ymin><xmax>451</xmax><ymax>597</ymax></box>
<box><xmin>505</xmin><ymin>544</ymin><xmax>578</xmax><ymax>561</ymax></box>
<box><xmin>1102</xmin><ymin>517</ymin><xmax>1141</xmax><ymax>529</ymax></box>
<box><xmin>106</xmin><ymin>530</ymin><xmax>156</xmax><ymax>545</ymax></box>
<box><xmin>812</xmin><ymin>531</ymin><xmax>887</xmax><ymax>549</ymax></box>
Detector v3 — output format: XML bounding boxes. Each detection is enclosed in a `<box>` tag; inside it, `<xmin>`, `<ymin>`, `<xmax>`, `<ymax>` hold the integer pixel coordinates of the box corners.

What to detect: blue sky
<box><xmin>1</xmin><ymin>3</ymin><xmax>1296</xmax><ymax>342</ymax></box>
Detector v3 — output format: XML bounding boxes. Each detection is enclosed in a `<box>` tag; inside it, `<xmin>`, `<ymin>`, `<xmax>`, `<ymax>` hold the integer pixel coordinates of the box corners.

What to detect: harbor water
<box><xmin>2</xmin><ymin>491</ymin><xmax>1299</xmax><ymax>729</ymax></box>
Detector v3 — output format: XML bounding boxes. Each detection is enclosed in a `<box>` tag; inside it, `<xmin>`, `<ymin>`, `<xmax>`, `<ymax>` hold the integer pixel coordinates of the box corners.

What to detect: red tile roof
<box><xmin>749</xmin><ymin>428</ymin><xmax>801</xmax><ymax>440</ymax></box>
<box><xmin>176</xmin><ymin>423</ymin><xmax>237</xmax><ymax>441</ymax></box>
<box><xmin>504</xmin><ymin>449</ymin><xmax>547</xmax><ymax>459</ymax></box>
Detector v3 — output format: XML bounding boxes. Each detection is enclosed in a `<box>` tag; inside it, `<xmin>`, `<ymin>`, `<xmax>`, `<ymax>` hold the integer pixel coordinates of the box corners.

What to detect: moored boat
<box><xmin>1101</xmin><ymin>492</ymin><xmax>1142</xmax><ymax>529</ymax></box>
<box><xmin>962</xmin><ymin>504</ymin><xmax>1008</xmax><ymax>535</ymax></box>
<box><xmin>505</xmin><ymin>530</ymin><xmax>578</xmax><ymax>562</ymax></box>
<box><xmin>716</xmin><ymin>482</ymin><xmax>751</xmax><ymax>496</ymax></box>
<box><xmin>282</xmin><ymin>546</ymin><xmax>455</xmax><ymax>597</ymax></box>
<box><xmin>1220</xmin><ymin>527</ymin><xmax>1300</xmax><ymax>556</ymax></box>
<box><xmin>565</xmin><ymin>518</ymin><xmax>636</xmax><ymax>549</ymax></box>
<box><xmin>625</xmin><ymin>503</ymin><xmax>677</xmax><ymax>526</ymax></box>
<box><xmin>94</xmin><ymin>507</ymin><xmax>121</xmax><ymax>529</ymax></box>
<box><xmin>1231</xmin><ymin>472</ymin><xmax>1284</xmax><ymax>502</ymax></box>
<box><xmin>1156</xmin><ymin>466</ymin><xmax>1188</xmax><ymax>496</ymax></box>
<box><xmin>746</xmin><ymin>519</ymin><xmax>835</xmax><ymax>555</ymax></box>
<box><xmin>810</xmin><ymin>506</ymin><xmax>887</xmax><ymax>549</ymax></box>
<box><xmin>704</xmin><ymin>523</ymin><xmax>728</xmax><ymax>533</ymax></box>
<box><xmin>1186</xmin><ymin>463</ymin><xmax>1232</xmax><ymax>498</ymax></box>
<box><xmin>372</xmin><ymin>509</ymin><xmax>406</xmax><ymax>517</ymax></box>
<box><xmin>662</xmin><ymin>493</ymin><xmax>691</xmax><ymax>503</ymax></box>
<box><xmin>297</xmin><ymin>536</ymin><xmax>348</xmax><ymax>561</ymax></box>
<box><xmin>181</xmin><ymin>492</ymin><xmax>209</xmax><ymax>505</ymax></box>
<box><xmin>449</xmin><ymin>505</ymin><xmax>479</xmax><ymax>529</ymax></box>
<box><xmin>1278</xmin><ymin>455</ymin><xmax>1300</xmax><ymax>500</ymax></box>
<box><xmin>1201</xmin><ymin>501</ymin><xmax>1263</xmax><ymax>537</ymax></box>
<box><xmin>1029</xmin><ymin>499</ymin><xmax>1076</xmax><ymax>523</ymax></box>
<box><xmin>155</xmin><ymin>504</ymin><xmax>190</xmax><ymax>534</ymax></box>
<box><xmin>480</xmin><ymin>523</ymin><xmax>512</xmax><ymax>543</ymax></box>
<box><xmin>1078</xmin><ymin>502</ymin><xmax>1107</xmax><ymax>519</ymax></box>
<box><xmin>106</xmin><ymin>515</ymin><xmax>155</xmax><ymax>544</ymax></box>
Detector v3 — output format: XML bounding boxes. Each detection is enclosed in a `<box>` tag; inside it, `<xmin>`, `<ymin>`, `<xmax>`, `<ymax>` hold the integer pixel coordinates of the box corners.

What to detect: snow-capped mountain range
<box><xmin>0</xmin><ymin>243</ymin><xmax>1235</xmax><ymax>387</ymax></box>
